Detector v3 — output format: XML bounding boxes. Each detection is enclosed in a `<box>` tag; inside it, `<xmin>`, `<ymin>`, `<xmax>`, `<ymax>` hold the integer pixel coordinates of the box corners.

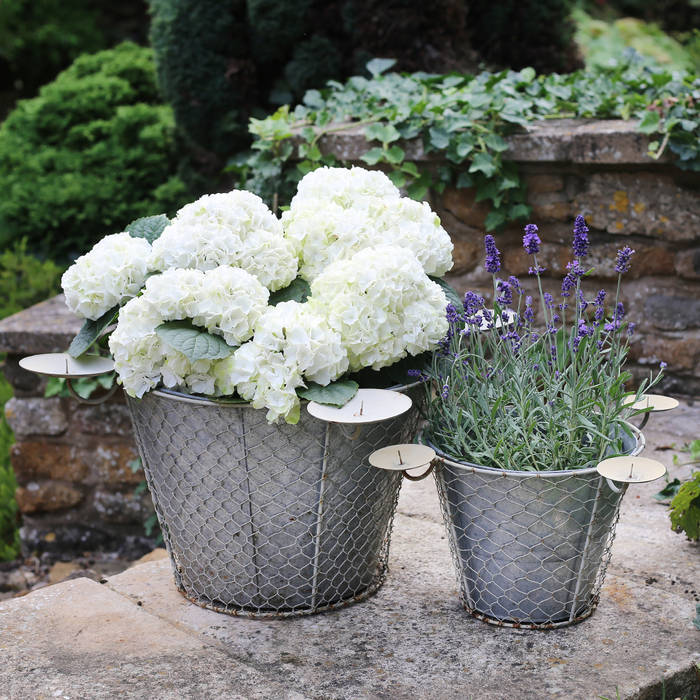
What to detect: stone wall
<box><xmin>313</xmin><ymin>119</ymin><xmax>700</xmax><ymax>395</ymax></box>
<box><xmin>0</xmin><ymin>118</ymin><xmax>698</xmax><ymax>555</ymax></box>
<box><xmin>0</xmin><ymin>297</ymin><xmax>154</xmax><ymax>556</ymax></box>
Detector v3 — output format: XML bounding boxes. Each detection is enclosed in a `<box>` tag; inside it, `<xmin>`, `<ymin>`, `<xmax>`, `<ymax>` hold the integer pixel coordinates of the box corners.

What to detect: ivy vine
<box><xmin>229</xmin><ymin>55</ymin><xmax>699</xmax><ymax>230</ymax></box>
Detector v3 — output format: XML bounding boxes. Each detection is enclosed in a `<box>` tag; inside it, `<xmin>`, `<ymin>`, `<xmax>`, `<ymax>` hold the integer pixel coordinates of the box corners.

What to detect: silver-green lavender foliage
<box><xmin>422</xmin><ymin>216</ymin><xmax>662</xmax><ymax>471</ymax></box>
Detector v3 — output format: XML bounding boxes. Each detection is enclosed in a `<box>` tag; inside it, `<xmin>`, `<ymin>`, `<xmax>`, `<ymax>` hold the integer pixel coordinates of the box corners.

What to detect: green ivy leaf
<box><xmin>385</xmin><ymin>145</ymin><xmax>405</xmax><ymax>164</ymax></box>
<box><xmin>484</xmin><ymin>133</ymin><xmax>509</xmax><ymax>153</ymax></box>
<box><xmin>654</xmin><ymin>478</ymin><xmax>681</xmax><ymax>502</ymax></box>
<box><xmin>484</xmin><ymin>209</ymin><xmax>507</xmax><ymax>231</ymax></box>
<box><xmin>297</xmin><ymin>379</ymin><xmax>359</xmax><ymax>407</ymax></box>
<box><xmin>366</xmin><ymin>58</ymin><xmax>397</xmax><ymax>78</ymax></box>
<box><xmin>155</xmin><ymin>321</ymin><xmax>235</xmax><ymax>361</ymax></box>
<box><xmin>406</xmin><ymin>177</ymin><xmax>429</xmax><ymax>201</ymax></box>
<box><xmin>456</xmin><ymin>172</ymin><xmax>473</xmax><ymax>188</ymax></box>
<box><xmin>268</xmin><ymin>277</ymin><xmax>311</xmax><ymax>305</ymax></box>
<box><xmin>68</xmin><ymin>305</ymin><xmax>120</xmax><ymax>358</ymax></box>
<box><xmin>469</xmin><ymin>152</ymin><xmax>497</xmax><ymax>178</ymax></box>
<box><xmin>365</xmin><ymin>123</ymin><xmax>400</xmax><ymax>144</ymax></box>
<box><xmin>387</xmin><ymin>170</ymin><xmax>407</xmax><ymax>188</ymax></box>
<box><xmin>126</xmin><ymin>214</ymin><xmax>170</xmax><ymax>244</ymax></box>
<box><xmin>360</xmin><ymin>147</ymin><xmax>385</xmax><ymax>165</ymax></box>
<box><xmin>638</xmin><ymin>110</ymin><xmax>661</xmax><ymax>134</ymax></box>
<box><xmin>429</xmin><ymin>126</ymin><xmax>450</xmax><ymax>150</ymax></box>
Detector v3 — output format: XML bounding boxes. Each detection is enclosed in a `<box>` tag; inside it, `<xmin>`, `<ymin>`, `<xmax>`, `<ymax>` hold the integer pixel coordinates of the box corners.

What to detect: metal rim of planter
<box><xmin>423</xmin><ymin>422</ymin><xmax>644</xmax><ymax>630</ymax></box>
<box><xmin>127</xmin><ymin>383</ymin><xmax>421</xmax><ymax>619</ymax></box>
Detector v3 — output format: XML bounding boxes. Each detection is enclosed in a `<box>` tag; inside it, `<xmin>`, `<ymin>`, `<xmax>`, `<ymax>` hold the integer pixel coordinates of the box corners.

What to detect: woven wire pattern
<box><xmin>126</xmin><ymin>387</ymin><xmax>420</xmax><ymax>618</ymax></box>
<box><xmin>434</xmin><ymin>462</ymin><xmax>628</xmax><ymax>628</ymax></box>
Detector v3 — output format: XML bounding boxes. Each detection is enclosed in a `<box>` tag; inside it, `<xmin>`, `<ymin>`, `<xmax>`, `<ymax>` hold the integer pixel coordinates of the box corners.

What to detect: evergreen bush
<box><xmin>149</xmin><ymin>0</ymin><xmax>252</xmax><ymax>158</ymax></box>
<box><xmin>0</xmin><ymin>0</ymin><xmax>105</xmax><ymax>96</ymax></box>
<box><xmin>0</xmin><ymin>42</ymin><xmax>188</xmax><ymax>258</ymax></box>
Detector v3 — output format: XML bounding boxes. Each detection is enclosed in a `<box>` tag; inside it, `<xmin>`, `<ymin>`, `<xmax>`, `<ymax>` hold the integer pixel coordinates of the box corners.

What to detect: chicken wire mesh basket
<box><xmin>126</xmin><ymin>385</ymin><xmax>421</xmax><ymax>618</ymax></box>
<box><xmin>429</xmin><ymin>424</ymin><xmax>644</xmax><ymax>629</ymax></box>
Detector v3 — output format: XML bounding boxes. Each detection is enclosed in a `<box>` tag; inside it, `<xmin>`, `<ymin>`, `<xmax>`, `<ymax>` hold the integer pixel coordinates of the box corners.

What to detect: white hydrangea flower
<box><xmin>290</xmin><ymin>166</ymin><xmax>400</xmax><ymax>207</ymax></box>
<box><xmin>61</xmin><ymin>232</ymin><xmax>153</xmax><ymax>320</ymax></box>
<box><xmin>150</xmin><ymin>190</ymin><xmax>297</xmax><ymax>291</ymax></box>
<box><xmin>213</xmin><ymin>301</ymin><xmax>348</xmax><ymax>423</ymax></box>
<box><xmin>109</xmin><ymin>266</ymin><xmax>267</xmax><ymax>398</ymax></box>
<box><xmin>309</xmin><ymin>245</ymin><xmax>449</xmax><ymax>371</ymax></box>
<box><xmin>282</xmin><ymin>195</ymin><xmax>453</xmax><ymax>281</ymax></box>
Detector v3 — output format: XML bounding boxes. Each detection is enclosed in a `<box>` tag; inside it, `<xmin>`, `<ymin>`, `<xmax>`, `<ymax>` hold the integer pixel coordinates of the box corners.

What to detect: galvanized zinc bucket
<box><xmin>430</xmin><ymin>425</ymin><xmax>644</xmax><ymax>629</ymax></box>
<box><xmin>126</xmin><ymin>386</ymin><xmax>420</xmax><ymax>618</ymax></box>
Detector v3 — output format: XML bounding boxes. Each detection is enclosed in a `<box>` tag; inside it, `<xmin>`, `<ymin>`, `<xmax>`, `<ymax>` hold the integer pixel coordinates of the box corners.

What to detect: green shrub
<box><xmin>149</xmin><ymin>0</ymin><xmax>251</xmax><ymax>157</ymax></box>
<box><xmin>0</xmin><ymin>0</ymin><xmax>105</xmax><ymax>95</ymax></box>
<box><xmin>670</xmin><ymin>471</ymin><xmax>700</xmax><ymax>541</ymax></box>
<box><xmin>0</xmin><ymin>374</ymin><xmax>19</xmax><ymax>562</ymax></box>
<box><xmin>0</xmin><ymin>240</ymin><xmax>65</xmax><ymax>320</ymax></box>
<box><xmin>0</xmin><ymin>42</ymin><xmax>189</xmax><ymax>258</ymax></box>
<box><xmin>466</xmin><ymin>0</ymin><xmax>581</xmax><ymax>73</ymax></box>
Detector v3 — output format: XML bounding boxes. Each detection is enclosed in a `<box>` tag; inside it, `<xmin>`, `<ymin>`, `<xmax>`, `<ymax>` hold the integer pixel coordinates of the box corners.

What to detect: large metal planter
<box><xmin>126</xmin><ymin>386</ymin><xmax>420</xmax><ymax>618</ymax></box>
<box><xmin>430</xmin><ymin>425</ymin><xmax>644</xmax><ymax>628</ymax></box>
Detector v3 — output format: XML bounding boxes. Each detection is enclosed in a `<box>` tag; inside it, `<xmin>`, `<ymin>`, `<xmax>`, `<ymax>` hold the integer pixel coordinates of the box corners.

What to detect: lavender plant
<box><xmin>421</xmin><ymin>216</ymin><xmax>663</xmax><ymax>471</ymax></box>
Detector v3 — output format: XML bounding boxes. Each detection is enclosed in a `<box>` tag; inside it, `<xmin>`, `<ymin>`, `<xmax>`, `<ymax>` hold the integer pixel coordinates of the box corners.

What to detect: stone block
<box><xmin>93</xmin><ymin>443</ymin><xmax>142</xmax><ymax>485</ymax></box>
<box><xmin>643</xmin><ymin>294</ymin><xmax>700</xmax><ymax>330</ymax></box>
<box><xmin>577</xmin><ymin>173</ymin><xmax>699</xmax><ymax>240</ymax></box>
<box><xmin>529</xmin><ymin>193</ymin><xmax>572</xmax><ymax>222</ymax></box>
<box><xmin>92</xmin><ymin>488</ymin><xmax>153</xmax><ymax>525</ymax></box>
<box><xmin>0</xmin><ymin>294</ymin><xmax>81</xmax><ymax>354</ymax></box>
<box><xmin>10</xmin><ymin>442</ymin><xmax>88</xmax><ymax>483</ymax></box>
<box><xmin>1</xmin><ymin>355</ymin><xmax>43</xmax><ymax>395</ymax></box>
<box><xmin>630</xmin><ymin>334</ymin><xmax>700</xmax><ymax>373</ymax></box>
<box><xmin>72</xmin><ymin>401</ymin><xmax>132</xmax><ymax>437</ymax></box>
<box><xmin>4</xmin><ymin>397</ymin><xmax>67</xmax><ymax>438</ymax></box>
<box><xmin>15</xmin><ymin>481</ymin><xmax>83</xmax><ymax>514</ymax></box>
<box><xmin>525</xmin><ymin>174</ymin><xmax>564</xmax><ymax>194</ymax></box>
<box><xmin>439</xmin><ymin>187</ymin><xmax>490</xmax><ymax>229</ymax></box>
<box><xmin>676</xmin><ymin>248</ymin><xmax>700</xmax><ymax>280</ymax></box>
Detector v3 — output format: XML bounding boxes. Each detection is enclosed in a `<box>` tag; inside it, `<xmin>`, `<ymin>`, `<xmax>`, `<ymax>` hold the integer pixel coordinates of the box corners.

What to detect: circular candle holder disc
<box><xmin>622</xmin><ymin>393</ymin><xmax>679</xmax><ymax>413</ymax></box>
<box><xmin>369</xmin><ymin>444</ymin><xmax>436</xmax><ymax>471</ymax></box>
<box><xmin>596</xmin><ymin>456</ymin><xmax>666</xmax><ymax>484</ymax></box>
<box><xmin>307</xmin><ymin>388</ymin><xmax>412</xmax><ymax>425</ymax></box>
<box><xmin>19</xmin><ymin>352</ymin><xmax>115</xmax><ymax>378</ymax></box>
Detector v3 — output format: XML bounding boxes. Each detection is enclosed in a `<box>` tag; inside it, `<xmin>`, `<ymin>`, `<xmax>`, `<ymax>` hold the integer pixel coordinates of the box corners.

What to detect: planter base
<box><xmin>127</xmin><ymin>387</ymin><xmax>420</xmax><ymax>618</ymax></box>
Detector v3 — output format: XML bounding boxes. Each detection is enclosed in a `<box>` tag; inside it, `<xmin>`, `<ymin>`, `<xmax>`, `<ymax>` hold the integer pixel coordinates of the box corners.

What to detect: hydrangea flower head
<box><xmin>62</xmin><ymin>232</ymin><xmax>153</xmax><ymax>320</ymax></box>
<box><xmin>310</xmin><ymin>245</ymin><xmax>448</xmax><ymax>371</ymax></box>
<box><xmin>151</xmin><ymin>190</ymin><xmax>297</xmax><ymax>291</ymax></box>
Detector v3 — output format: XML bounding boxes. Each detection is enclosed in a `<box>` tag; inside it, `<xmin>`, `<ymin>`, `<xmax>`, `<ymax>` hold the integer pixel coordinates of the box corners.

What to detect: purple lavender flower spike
<box><xmin>445</xmin><ymin>303</ymin><xmax>461</xmax><ymax>324</ymax></box>
<box><xmin>561</xmin><ymin>273</ymin><xmax>576</xmax><ymax>297</ymax></box>
<box><xmin>441</xmin><ymin>382</ymin><xmax>450</xmax><ymax>399</ymax></box>
<box><xmin>509</xmin><ymin>276</ymin><xmax>523</xmax><ymax>294</ymax></box>
<box><xmin>572</xmin><ymin>214</ymin><xmax>589</xmax><ymax>258</ymax></box>
<box><xmin>660</xmin><ymin>361</ymin><xmax>667</xmax><ymax>370</ymax></box>
<box><xmin>497</xmin><ymin>279</ymin><xmax>513</xmax><ymax>306</ymax></box>
<box><xmin>463</xmin><ymin>291</ymin><xmax>484</xmax><ymax>316</ymax></box>
<box><xmin>615</xmin><ymin>246</ymin><xmax>635</xmax><ymax>273</ymax></box>
<box><xmin>523</xmin><ymin>224</ymin><xmax>540</xmax><ymax>254</ymax></box>
<box><xmin>544</xmin><ymin>292</ymin><xmax>554</xmax><ymax>309</ymax></box>
<box><xmin>484</xmin><ymin>234</ymin><xmax>501</xmax><ymax>274</ymax></box>
<box><xmin>528</xmin><ymin>265</ymin><xmax>546</xmax><ymax>276</ymax></box>
<box><xmin>627</xmin><ymin>322</ymin><xmax>636</xmax><ymax>336</ymax></box>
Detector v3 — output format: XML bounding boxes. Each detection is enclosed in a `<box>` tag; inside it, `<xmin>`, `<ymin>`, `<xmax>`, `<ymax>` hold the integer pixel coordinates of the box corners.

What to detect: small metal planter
<box><xmin>430</xmin><ymin>425</ymin><xmax>644</xmax><ymax>629</ymax></box>
<box><xmin>126</xmin><ymin>386</ymin><xmax>420</xmax><ymax>618</ymax></box>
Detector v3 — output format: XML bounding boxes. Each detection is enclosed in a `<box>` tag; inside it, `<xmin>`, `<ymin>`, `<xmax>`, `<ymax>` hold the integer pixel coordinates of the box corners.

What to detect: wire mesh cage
<box><xmin>126</xmin><ymin>386</ymin><xmax>421</xmax><ymax>618</ymax></box>
<box><xmin>430</xmin><ymin>425</ymin><xmax>644</xmax><ymax>629</ymax></box>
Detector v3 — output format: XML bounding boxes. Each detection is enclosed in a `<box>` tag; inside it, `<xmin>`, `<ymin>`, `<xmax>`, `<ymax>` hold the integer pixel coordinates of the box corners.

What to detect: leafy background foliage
<box><xmin>233</xmin><ymin>57</ymin><xmax>699</xmax><ymax>230</ymax></box>
<box><xmin>0</xmin><ymin>42</ymin><xmax>188</xmax><ymax>258</ymax></box>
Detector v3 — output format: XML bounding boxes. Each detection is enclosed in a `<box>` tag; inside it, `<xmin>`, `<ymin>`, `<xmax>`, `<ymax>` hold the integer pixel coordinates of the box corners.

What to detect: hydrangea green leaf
<box><xmin>297</xmin><ymin>379</ymin><xmax>359</xmax><ymax>407</ymax></box>
<box><xmin>155</xmin><ymin>321</ymin><xmax>235</xmax><ymax>361</ymax></box>
<box><xmin>126</xmin><ymin>214</ymin><xmax>170</xmax><ymax>244</ymax></box>
<box><xmin>67</xmin><ymin>304</ymin><xmax>119</xmax><ymax>358</ymax></box>
<box><xmin>269</xmin><ymin>277</ymin><xmax>311</xmax><ymax>305</ymax></box>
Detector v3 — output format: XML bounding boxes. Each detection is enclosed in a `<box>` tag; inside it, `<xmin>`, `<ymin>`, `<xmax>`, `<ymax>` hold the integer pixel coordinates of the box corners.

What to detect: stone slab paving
<box><xmin>1</xmin><ymin>405</ymin><xmax>698</xmax><ymax>700</ymax></box>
